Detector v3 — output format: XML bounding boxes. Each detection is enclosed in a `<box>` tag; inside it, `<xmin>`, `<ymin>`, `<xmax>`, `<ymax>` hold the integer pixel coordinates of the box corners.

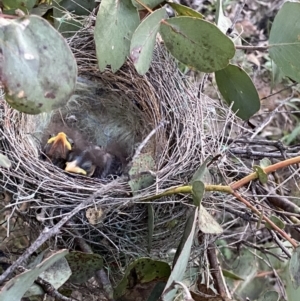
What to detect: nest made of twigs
<box><xmin>0</xmin><ymin>29</ymin><xmax>238</xmax><ymax>265</ymax></box>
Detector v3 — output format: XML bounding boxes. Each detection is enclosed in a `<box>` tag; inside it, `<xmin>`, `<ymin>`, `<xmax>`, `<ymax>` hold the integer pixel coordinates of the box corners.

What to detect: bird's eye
<box><xmin>69</xmin><ymin>138</ymin><xmax>74</xmax><ymax>146</ymax></box>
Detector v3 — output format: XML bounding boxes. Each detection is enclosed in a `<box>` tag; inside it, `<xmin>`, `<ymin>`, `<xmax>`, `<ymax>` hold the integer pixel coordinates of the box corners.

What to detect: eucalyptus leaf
<box><xmin>130</xmin><ymin>7</ymin><xmax>167</xmax><ymax>75</ymax></box>
<box><xmin>257</xmin><ymin>290</ymin><xmax>279</xmax><ymax>301</ymax></box>
<box><xmin>191</xmin><ymin>156</ymin><xmax>212</xmax><ymax>183</ymax></box>
<box><xmin>162</xmin><ymin>209</ymin><xmax>197</xmax><ymax>301</ymax></box>
<box><xmin>192</xmin><ymin>180</ymin><xmax>205</xmax><ymax>207</ymax></box>
<box><xmin>95</xmin><ymin>0</ymin><xmax>139</xmax><ymax>72</ymax></box>
<box><xmin>0</xmin><ymin>250</ymin><xmax>68</xmax><ymax>301</ymax></box>
<box><xmin>132</xmin><ymin>0</ymin><xmax>164</xmax><ymax>10</ymax></box>
<box><xmin>260</xmin><ymin>158</ymin><xmax>272</xmax><ymax>168</ymax></box>
<box><xmin>198</xmin><ymin>205</ymin><xmax>223</xmax><ymax>234</ymax></box>
<box><xmin>269</xmin><ymin>2</ymin><xmax>300</xmax><ymax>82</ymax></box>
<box><xmin>114</xmin><ymin>258</ymin><xmax>170</xmax><ymax>299</ymax></box>
<box><xmin>160</xmin><ymin>17</ymin><xmax>235</xmax><ymax>73</ymax></box>
<box><xmin>253</xmin><ymin>165</ymin><xmax>268</xmax><ymax>184</ymax></box>
<box><xmin>128</xmin><ymin>153</ymin><xmax>155</xmax><ymax>194</ymax></box>
<box><xmin>0</xmin><ymin>15</ymin><xmax>77</xmax><ymax>114</ymax></box>
<box><xmin>168</xmin><ymin>2</ymin><xmax>204</xmax><ymax>18</ymax></box>
<box><xmin>215</xmin><ymin>64</ymin><xmax>260</xmax><ymax>120</ymax></box>
<box><xmin>24</xmin><ymin>257</ymin><xmax>71</xmax><ymax>297</ymax></box>
<box><xmin>66</xmin><ymin>251</ymin><xmax>103</xmax><ymax>284</ymax></box>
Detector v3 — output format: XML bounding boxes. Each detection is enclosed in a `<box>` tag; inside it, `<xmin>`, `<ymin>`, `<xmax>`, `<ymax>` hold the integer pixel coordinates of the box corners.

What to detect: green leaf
<box><xmin>66</xmin><ymin>251</ymin><xmax>103</xmax><ymax>284</ymax></box>
<box><xmin>24</xmin><ymin>257</ymin><xmax>71</xmax><ymax>297</ymax></box>
<box><xmin>289</xmin><ymin>246</ymin><xmax>300</xmax><ymax>289</ymax></box>
<box><xmin>0</xmin><ymin>250</ymin><xmax>68</xmax><ymax>301</ymax></box>
<box><xmin>0</xmin><ymin>15</ymin><xmax>77</xmax><ymax>114</ymax></box>
<box><xmin>130</xmin><ymin>7</ymin><xmax>167</xmax><ymax>75</ymax></box>
<box><xmin>160</xmin><ymin>17</ymin><xmax>235</xmax><ymax>73</ymax></box>
<box><xmin>215</xmin><ymin>64</ymin><xmax>260</xmax><ymax>120</ymax></box>
<box><xmin>260</xmin><ymin>158</ymin><xmax>272</xmax><ymax>168</ymax></box>
<box><xmin>265</xmin><ymin>216</ymin><xmax>285</xmax><ymax>230</ymax></box>
<box><xmin>3</xmin><ymin>0</ymin><xmax>36</xmax><ymax>14</ymax></box>
<box><xmin>191</xmin><ymin>156</ymin><xmax>212</xmax><ymax>183</ymax></box>
<box><xmin>0</xmin><ymin>153</ymin><xmax>11</xmax><ymax>168</ymax></box>
<box><xmin>168</xmin><ymin>2</ymin><xmax>204</xmax><ymax>18</ymax></box>
<box><xmin>132</xmin><ymin>0</ymin><xmax>165</xmax><ymax>10</ymax></box>
<box><xmin>198</xmin><ymin>205</ymin><xmax>223</xmax><ymax>234</ymax></box>
<box><xmin>269</xmin><ymin>2</ymin><xmax>300</xmax><ymax>82</ymax></box>
<box><xmin>162</xmin><ymin>209</ymin><xmax>197</xmax><ymax>301</ymax></box>
<box><xmin>215</xmin><ymin>0</ymin><xmax>231</xmax><ymax>34</ymax></box>
<box><xmin>253</xmin><ymin>165</ymin><xmax>268</xmax><ymax>184</ymax></box>
<box><xmin>128</xmin><ymin>153</ymin><xmax>155</xmax><ymax>194</ymax></box>
<box><xmin>257</xmin><ymin>291</ymin><xmax>279</xmax><ymax>301</ymax></box>
<box><xmin>192</xmin><ymin>180</ymin><xmax>205</xmax><ymax>207</ymax></box>
<box><xmin>222</xmin><ymin>269</ymin><xmax>244</xmax><ymax>281</ymax></box>
<box><xmin>114</xmin><ymin>258</ymin><xmax>170</xmax><ymax>299</ymax></box>
<box><xmin>95</xmin><ymin>0</ymin><xmax>139</xmax><ymax>72</ymax></box>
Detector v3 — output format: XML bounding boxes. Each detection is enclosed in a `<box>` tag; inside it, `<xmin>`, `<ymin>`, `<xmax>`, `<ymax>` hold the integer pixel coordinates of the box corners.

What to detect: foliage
<box><xmin>1</xmin><ymin>0</ymin><xmax>300</xmax><ymax>120</ymax></box>
<box><xmin>2</xmin><ymin>1</ymin><xmax>300</xmax><ymax>301</ymax></box>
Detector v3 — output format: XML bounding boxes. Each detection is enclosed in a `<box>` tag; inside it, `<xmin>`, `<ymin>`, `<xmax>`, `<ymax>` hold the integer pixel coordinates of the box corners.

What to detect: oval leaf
<box><xmin>160</xmin><ymin>16</ymin><xmax>235</xmax><ymax>73</ymax></box>
<box><xmin>132</xmin><ymin>0</ymin><xmax>164</xmax><ymax>10</ymax></box>
<box><xmin>265</xmin><ymin>216</ymin><xmax>285</xmax><ymax>230</ymax></box>
<box><xmin>95</xmin><ymin>0</ymin><xmax>139</xmax><ymax>72</ymax></box>
<box><xmin>168</xmin><ymin>3</ymin><xmax>204</xmax><ymax>18</ymax></box>
<box><xmin>0</xmin><ymin>250</ymin><xmax>68</xmax><ymax>301</ymax></box>
<box><xmin>24</xmin><ymin>257</ymin><xmax>71</xmax><ymax>297</ymax></box>
<box><xmin>66</xmin><ymin>251</ymin><xmax>103</xmax><ymax>284</ymax></box>
<box><xmin>269</xmin><ymin>2</ymin><xmax>300</xmax><ymax>82</ymax></box>
<box><xmin>257</xmin><ymin>291</ymin><xmax>279</xmax><ymax>301</ymax></box>
<box><xmin>260</xmin><ymin>158</ymin><xmax>272</xmax><ymax>168</ymax></box>
<box><xmin>215</xmin><ymin>64</ymin><xmax>260</xmax><ymax>120</ymax></box>
<box><xmin>114</xmin><ymin>258</ymin><xmax>171</xmax><ymax>299</ymax></box>
<box><xmin>198</xmin><ymin>205</ymin><xmax>223</xmax><ymax>234</ymax></box>
<box><xmin>128</xmin><ymin>153</ymin><xmax>155</xmax><ymax>194</ymax></box>
<box><xmin>192</xmin><ymin>180</ymin><xmax>205</xmax><ymax>207</ymax></box>
<box><xmin>130</xmin><ymin>7</ymin><xmax>167</xmax><ymax>75</ymax></box>
<box><xmin>191</xmin><ymin>156</ymin><xmax>212</xmax><ymax>183</ymax></box>
<box><xmin>253</xmin><ymin>165</ymin><xmax>268</xmax><ymax>184</ymax></box>
<box><xmin>0</xmin><ymin>16</ymin><xmax>77</xmax><ymax>114</ymax></box>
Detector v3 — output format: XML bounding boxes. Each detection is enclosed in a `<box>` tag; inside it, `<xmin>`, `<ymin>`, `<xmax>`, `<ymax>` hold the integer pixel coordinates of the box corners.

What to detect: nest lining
<box><xmin>0</xmin><ymin>30</ymin><xmax>240</xmax><ymax>259</ymax></box>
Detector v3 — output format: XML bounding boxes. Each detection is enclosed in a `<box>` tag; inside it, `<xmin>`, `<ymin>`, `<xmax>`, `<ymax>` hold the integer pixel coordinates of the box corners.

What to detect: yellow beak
<box><xmin>65</xmin><ymin>160</ymin><xmax>87</xmax><ymax>175</ymax></box>
<box><xmin>47</xmin><ymin>132</ymin><xmax>72</xmax><ymax>153</ymax></box>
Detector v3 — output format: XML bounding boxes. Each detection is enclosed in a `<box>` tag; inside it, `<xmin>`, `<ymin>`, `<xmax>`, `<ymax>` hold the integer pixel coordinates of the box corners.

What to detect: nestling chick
<box><xmin>65</xmin><ymin>142</ymin><xmax>128</xmax><ymax>179</ymax></box>
<box><xmin>42</xmin><ymin>132</ymin><xmax>73</xmax><ymax>168</ymax></box>
<box><xmin>41</xmin><ymin>123</ymin><xmax>91</xmax><ymax>168</ymax></box>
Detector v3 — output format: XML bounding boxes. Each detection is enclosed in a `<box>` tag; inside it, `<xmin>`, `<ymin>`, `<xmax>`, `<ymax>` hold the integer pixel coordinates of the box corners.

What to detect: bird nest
<box><xmin>0</xmin><ymin>30</ymin><xmax>237</xmax><ymax>264</ymax></box>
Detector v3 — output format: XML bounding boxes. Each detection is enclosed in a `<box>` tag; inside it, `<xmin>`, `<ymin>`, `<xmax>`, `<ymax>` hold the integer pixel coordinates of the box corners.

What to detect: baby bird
<box><xmin>65</xmin><ymin>142</ymin><xmax>127</xmax><ymax>179</ymax></box>
<box><xmin>42</xmin><ymin>132</ymin><xmax>73</xmax><ymax>168</ymax></box>
<box><xmin>41</xmin><ymin>123</ymin><xmax>90</xmax><ymax>168</ymax></box>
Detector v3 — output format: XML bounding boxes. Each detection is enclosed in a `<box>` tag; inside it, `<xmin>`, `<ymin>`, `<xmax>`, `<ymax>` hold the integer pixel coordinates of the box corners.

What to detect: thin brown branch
<box><xmin>207</xmin><ymin>244</ymin><xmax>230</xmax><ymax>299</ymax></box>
